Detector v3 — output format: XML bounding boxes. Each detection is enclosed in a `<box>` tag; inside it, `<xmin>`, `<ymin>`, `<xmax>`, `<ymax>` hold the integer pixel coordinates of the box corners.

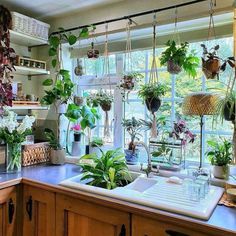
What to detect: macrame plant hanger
<box><xmin>172</xmin><ymin>7</ymin><xmax>181</xmax><ymax>45</ymax></box>
<box><xmin>149</xmin><ymin>13</ymin><xmax>158</xmax><ymax>139</ymax></box>
<box><xmin>103</xmin><ymin>23</ymin><xmax>112</xmax><ymax>141</ymax></box>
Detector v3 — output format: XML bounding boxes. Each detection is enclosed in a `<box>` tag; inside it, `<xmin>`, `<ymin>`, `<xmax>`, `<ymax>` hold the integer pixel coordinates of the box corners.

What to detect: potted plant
<box><xmin>0</xmin><ymin>108</ymin><xmax>35</xmax><ymax>172</ymax></box>
<box><xmin>119</xmin><ymin>72</ymin><xmax>143</xmax><ymax>91</ymax></box>
<box><xmin>206</xmin><ymin>139</ymin><xmax>232</xmax><ymax>179</ymax></box>
<box><xmin>201</xmin><ymin>44</ymin><xmax>225</xmax><ymax>80</ymax></box>
<box><xmin>89</xmin><ymin>137</ymin><xmax>104</xmax><ymax>156</ymax></box>
<box><xmin>44</xmin><ymin>128</ymin><xmax>65</xmax><ymax>165</ymax></box>
<box><xmin>138</xmin><ymin>83</ymin><xmax>168</xmax><ymax>113</ymax></box>
<box><xmin>122</xmin><ymin>117</ymin><xmax>143</xmax><ymax>164</ymax></box>
<box><xmin>77</xmin><ymin>148</ymin><xmax>131</xmax><ymax>190</ymax></box>
<box><xmin>0</xmin><ymin>6</ymin><xmax>17</xmax><ymax>107</ymax></box>
<box><xmin>71</xmin><ymin>124</ymin><xmax>82</xmax><ymax>142</ymax></box>
<box><xmin>160</xmin><ymin>40</ymin><xmax>199</xmax><ymax>77</ymax></box>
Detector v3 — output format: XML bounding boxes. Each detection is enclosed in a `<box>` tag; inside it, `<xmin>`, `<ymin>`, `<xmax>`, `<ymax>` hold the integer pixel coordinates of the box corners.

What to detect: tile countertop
<box><xmin>0</xmin><ymin>163</ymin><xmax>235</xmax><ymax>234</ymax></box>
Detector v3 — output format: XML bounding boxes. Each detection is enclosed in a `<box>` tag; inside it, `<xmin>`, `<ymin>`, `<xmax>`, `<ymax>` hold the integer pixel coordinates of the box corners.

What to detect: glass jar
<box><xmin>6</xmin><ymin>143</ymin><xmax>22</xmax><ymax>172</ymax></box>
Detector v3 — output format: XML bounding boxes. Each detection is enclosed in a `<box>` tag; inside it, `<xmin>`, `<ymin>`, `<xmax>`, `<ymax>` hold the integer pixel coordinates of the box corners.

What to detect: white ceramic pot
<box><xmin>71</xmin><ymin>141</ymin><xmax>82</xmax><ymax>157</ymax></box>
<box><xmin>50</xmin><ymin>149</ymin><xmax>65</xmax><ymax>165</ymax></box>
<box><xmin>212</xmin><ymin>165</ymin><xmax>229</xmax><ymax>179</ymax></box>
<box><xmin>55</xmin><ymin>100</ymin><xmax>67</xmax><ymax>114</ymax></box>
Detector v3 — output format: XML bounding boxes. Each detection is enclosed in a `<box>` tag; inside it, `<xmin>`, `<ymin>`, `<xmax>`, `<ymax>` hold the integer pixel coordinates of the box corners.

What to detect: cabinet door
<box><xmin>132</xmin><ymin>215</ymin><xmax>207</xmax><ymax>236</ymax></box>
<box><xmin>0</xmin><ymin>186</ymin><xmax>17</xmax><ymax>236</ymax></box>
<box><xmin>56</xmin><ymin>194</ymin><xmax>130</xmax><ymax>236</ymax></box>
<box><xmin>23</xmin><ymin>185</ymin><xmax>55</xmax><ymax>236</ymax></box>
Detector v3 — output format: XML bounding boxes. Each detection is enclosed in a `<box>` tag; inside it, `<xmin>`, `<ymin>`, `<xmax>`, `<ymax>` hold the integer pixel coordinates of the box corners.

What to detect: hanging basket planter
<box><xmin>167</xmin><ymin>60</ymin><xmax>182</xmax><ymax>74</ymax></box>
<box><xmin>202</xmin><ymin>58</ymin><xmax>221</xmax><ymax>80</ymax></box>
<box><xmin>101</xmin><ymin>103</ymin><xmax>111</xmax><ymax>112</ymax></box>
<box><xmin>87</xmin><ymin>42</ymin><xmax>99</xmax><ymax>59</ymax></box>
<box><xmin>145</xmin><ymin>97</ymin><xmax>161</xmax><ymax>113</ymax></box>
<box><xmin>120</xmin><ymin>75</ymin><xmax>135</xmax><ymax>90</ymax></box>
<box><xmin>223</xmin><ymin>102</ymin><xmax>235</xmax><ymax>122</ymax></box>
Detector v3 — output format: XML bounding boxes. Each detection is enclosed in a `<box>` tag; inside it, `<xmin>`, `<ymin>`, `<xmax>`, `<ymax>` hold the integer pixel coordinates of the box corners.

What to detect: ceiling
<box><xmin>0</xmin><ymin>0</ymin><xmax>124</xmax><ymax>19</ymax></box>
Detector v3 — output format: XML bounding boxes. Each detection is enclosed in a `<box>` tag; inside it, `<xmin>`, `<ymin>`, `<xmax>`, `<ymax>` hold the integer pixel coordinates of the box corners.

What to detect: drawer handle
<box><xmin>26</xmin><ymin>196</ymin><xmax>33</xmax><ymax>221</ymax></box>
<box><xmin>119</xmin><ymin>224</ymin><xmax>126</xmax><ymax>236</ymax></box>
<box><xmin>8</xmin><ymin>198</ymin><xmax>15</xmax><ymax>224</ymax></box>
<box><xmin>165</xmin><ymin>229</ymin><xmax>189</xmax><ymax>236</ymax></box>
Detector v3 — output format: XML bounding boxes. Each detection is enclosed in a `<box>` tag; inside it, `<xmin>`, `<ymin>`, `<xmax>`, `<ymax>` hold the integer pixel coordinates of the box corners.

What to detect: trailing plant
<box><xmin>206</xmin><ymin>138</ymin><xmax>232</xmax><ymax>166</ymax></box>
<box><xmin>138</xmin><ymin>83</ymin><xmax>168</xmax><ymax>101</ymax></box>
<box><xmin>122</xmin><ymin>117</ymin><xmax>143</xmax><ymax>151</ymax></box>
<box><xmin>90</xmin><ymin>137</ymin><xmax>104</xmax><ymax>147</ymax></box>
<box><xmin>44</xmin><ymin>128</ymin><xmax>61</xmax><ymax>150</ymax></box>
<box><xmin>160</xmin><ymin>40</ymin><xmax>199</xmax><ymax>77</ymax></box>
<box><xmin>77</xmin><ymin>148</ymin><xmax>131</xmax><ymax>190</ymax></box>
<box><xmin>0</xmin><ymin>6</ymin><xmax>16</xmax><ymax>107</ymax></box>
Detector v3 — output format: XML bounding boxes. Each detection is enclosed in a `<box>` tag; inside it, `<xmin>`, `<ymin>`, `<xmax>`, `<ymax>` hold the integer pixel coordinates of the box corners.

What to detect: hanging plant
<box><xmin>160</xmin><ymin>40</ymin><xmax>199</xmax><ymax>77</ymax></box>
<box><xmin>119</xmin><ymin>72</ymin><xmax>143</xmax><ymax>91</ymax></box>
<box><xmin>0</xmin><ymin>6</ymin><xmax>16</xmax><ymax>107</ymax></box>
<box><xmin>87</xmin><ymin>42</ymin><xmax>99</xmax><ymax>59</ymax></box>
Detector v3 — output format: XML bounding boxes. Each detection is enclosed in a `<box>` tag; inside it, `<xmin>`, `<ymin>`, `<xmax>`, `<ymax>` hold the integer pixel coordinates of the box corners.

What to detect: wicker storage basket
<box><xmin>22</xmin><ymin>142</ymin><xmax>50</xmax><ymax>167</ymax></box>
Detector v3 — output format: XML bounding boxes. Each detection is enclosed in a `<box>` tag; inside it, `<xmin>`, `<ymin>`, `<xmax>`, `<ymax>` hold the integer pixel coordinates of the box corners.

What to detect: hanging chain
<box><xmin>207</xmin><ymin>0</ymin><xmax>216</xmax><ymax>40</ymax></box>
<box><xmin>124</xmin><ymin>19</ymin><xmax>132</xmax><ymax>73</ymax></box>
<box><xmin>149</xmin><ymin>13</ymin><xmax>158</xmax><ymax>84</ymax></box>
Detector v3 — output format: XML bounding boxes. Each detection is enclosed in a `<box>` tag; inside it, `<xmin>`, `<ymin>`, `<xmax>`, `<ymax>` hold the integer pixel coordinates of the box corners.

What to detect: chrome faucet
<box><xmin>134</xmin><ymin>141</ymin><xmax>159</xmax><ymax>177</ymax></box>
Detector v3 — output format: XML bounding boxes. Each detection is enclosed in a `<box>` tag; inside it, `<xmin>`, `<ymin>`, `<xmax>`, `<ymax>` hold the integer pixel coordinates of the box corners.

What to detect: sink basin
<box><xmin>60</xmin><ymin>172</ymin><xmax>224</xmax><ymax>220</ymax></box>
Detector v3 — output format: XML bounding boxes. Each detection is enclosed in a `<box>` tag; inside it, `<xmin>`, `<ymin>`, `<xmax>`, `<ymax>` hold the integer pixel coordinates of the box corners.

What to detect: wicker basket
<box><xmin>167</xmin><ymin>60</ymin><xmax>182</xmax><ymax>74</ymax></box>
<box><xmin>22</xmin><ymin>142</ymin><xmax>50</xmax><ymax>167</ymax></box>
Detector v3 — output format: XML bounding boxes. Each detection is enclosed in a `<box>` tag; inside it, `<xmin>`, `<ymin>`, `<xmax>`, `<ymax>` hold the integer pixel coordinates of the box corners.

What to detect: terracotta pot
<box><xmin>202</xmin><ymin>58</ymin><xmax>221</xmax><ymax>79</ymax></box>
<box><xmin>101</xmin><ymin>103</ymin><xmax>111</xmax><ymax>112</ymax></box>
<box><xmin>223</xmin><ymin>102</ymin><xmax>235</xmax><ymax>121</ymax></box>
<box><xmin>50</xmin><ymin>149</ymin><xmax>65</xmax><ymax>165</ymax></box>
<box><xmin>145</xmin><ymin>97</ymin><xmax>161</xmax><ymax>113</ymax></box>
<box><xmin>167</xmin><ymin>60</ymin><xmax>182</xmax><ymax>75</ymax></box>
<box><xmin>212</xmin><ymin>165</ymin><xmax>229</xmax><ymax>179</ymax></box>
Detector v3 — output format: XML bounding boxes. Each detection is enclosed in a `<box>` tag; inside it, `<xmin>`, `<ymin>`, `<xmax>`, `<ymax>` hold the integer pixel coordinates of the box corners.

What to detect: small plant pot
<box><xmin>56</xmin><ymin>100</ymin><xmax>67</xmax><ymax>114</ymax></box>
<box><xmin>223</xmin><ymin>102</ymin><xmax>235</xmax><ymax>121</ymax></box>
<box><xmin>121</xmin><ymin>76</ymin><xmax>135</xmax><ymax>90</ymax></box>
<box><xmin>145</xmin><ymin>97</ymin><xmax>161</xmax><ymax>113</ymax></box>
<box><xmin>74</xmin><ymin>96</ymin><xmax>84</xmax><ymax>106</ymax></box>
<box><xmin>212</xmin><ymin>165</ymin><xmax>229</xmax><ymax>179</ymax></box>
<box><xmin>50</xmin><ymin>149</ymin><xmax>65</xmax><ymax>165</ymax></box>
<box><xmin>74</xmin><ymin>133</ymin><xmax>81</xmax><ymax>142</ymax></box>
<box><xmin>101</xmin><ymin>103</ymin><xmax>111</xmax><ymax>112</ymax></box>
<box><xmin>71</xmin><ymin>141</ymin><xmax>82</xmax><ymax>156</ymax></box>
<box><xmin>202</xmin><ymin>58</ymin><xmax>221</xmax><ymax>80</ymax></box>
<box><xmin>124</xmin><ymin>149</ymin><xmax>139</xmax><ymax>165</ymax></box>
<box><xmin>167</xmin><ymin>60</ymin><xmax>182</xmax><ymax>74</ymax></box>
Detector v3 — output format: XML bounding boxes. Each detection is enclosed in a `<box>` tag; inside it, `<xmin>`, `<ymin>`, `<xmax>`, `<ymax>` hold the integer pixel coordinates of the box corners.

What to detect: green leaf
<box><xmin>42</xmin><ymin>79</ymin><xmax>53</xmax><ymax>86</ymax></box>
<box><xmin>79</xmin><ymin>27</ymin><xmax>89</xmax><ymax>38</ymax></box>
<box><xmin>49</xmin><ymin>36</ymin><xmax>60</xmax><ymax>48</ymax></box>
<box><xmin>68</xmin><ymin>35</ymin><xmax>77</xmax><ymax>45</ymax></box>
<box><xmin>49</xmin><ymin>48</ymin><xmax>57</xmax><ymax>57</ymax></box>
<box><xmin>51</xmin><ymin>59</ymin><xmax>57</xmax><ymax>68</ymax></box>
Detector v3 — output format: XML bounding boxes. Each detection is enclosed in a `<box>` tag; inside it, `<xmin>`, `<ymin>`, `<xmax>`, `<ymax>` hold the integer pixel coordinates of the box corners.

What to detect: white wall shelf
<box><xmin>10</xmin><ymin>30</ymin><xmax>48</xmax><ymax>47</ymax></box>
<box><xmin>14</xmin><ymin>66</ymin><xmax>50</xmax><ymax>76</ymax></box>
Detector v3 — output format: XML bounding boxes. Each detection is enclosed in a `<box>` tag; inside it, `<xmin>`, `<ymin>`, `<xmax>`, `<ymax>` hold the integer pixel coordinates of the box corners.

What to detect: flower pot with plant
<box><xmin>206</xmin><ymin>139</ymin><xmax>232</xmax><ymax>179</ymax></box>
<box><xmin>122</xmin><ymin>117</ymin><xmax>143</xmax><ymax>164</ymax></box>
<box><xmin>44</xmin><ymin>128</ymin><xmax>65</xmax><ymax>165</ymax></box>
<box><xmin>119</xmin><ymin>72</ymin><xmax>143</xmax><ymax>91</ymax></box>
<box><xmin>77</xmin><ymin>148</ymin><xmax>131</xmax><ymax>190</ymax></box>
<box><xmin>138</xmin><ymin>83</ymin><xmax>168</xmax><ymax>113</ymax></box>
<box><xmin>160</xmin><ymin>40</ymin><xmax>199</xmax><ymax>77</ymax></box>
<box><xmin>0</xmin><ymin>107</ymin><xmax>35</xmax><ymax>172</ymax></box>
<box><xmin>89</xmin><ymin>137</ymin><xmax>104</xmax><ymax>156</ymax></box>
<box><xmin>71</xmin><ymin>124</ymin><xmax>82</xmax><ymax>142</ymax></box>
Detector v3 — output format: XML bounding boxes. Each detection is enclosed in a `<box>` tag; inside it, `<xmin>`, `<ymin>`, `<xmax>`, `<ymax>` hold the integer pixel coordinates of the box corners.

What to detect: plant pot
<box><xmin>56</xmin><ymin>100</ymin><xmax>67</xmax><ymax>114</ymax></box>
<box><xmin>145</xmin><ymin>97</ymin><xmax>161</xmax><ymax>113</ymax></box>
<box><xmin>74</xmin><ymin>133</ymin><xmax>81</xmax><ymax>142</ymax></box>
<box><xmin>121</xmin><ymin>76</ymin><xmax>135</xmax><ymax>90</ymax></box>
<box><xmin>125</xmin><ymin>149</ymin><xmax>139</xmax><ymax>165</ymax></box>
<box><xmin>101</xmin><ymin>103</ymin><xmax>111</xmax><ymax>112</ymax></box>
<box><xmin>74</xmin><ymin>96</ymin><xmax>84</xmax><ymax>106</ymax></box>
<box><xmin>202</xmin><ymin>58</ymin><xmax>221</xmax><ymax>80</ymax></box>
<box><xmin>167</xmin><ymin>60</ymin><xmax>182</xmax><ymax>74</ymax></box>
<box><xmin>212</xmin><ymin>165</ymin><xmax>229</xmax><ymax>179</ymax></box>
<box><xmin>71</xmin><ymin>141</ymin><xmax>82</xmax><ymax>156</ymax></box>
<box><xmin>223</xmin><ymin>102</ymin><xmax>235</xmax><ymax>121</ymax></box>
<box><xmin>50</xmin><ymin>149</ymin><xmax>65</xmax><ymax>165</ymax></box>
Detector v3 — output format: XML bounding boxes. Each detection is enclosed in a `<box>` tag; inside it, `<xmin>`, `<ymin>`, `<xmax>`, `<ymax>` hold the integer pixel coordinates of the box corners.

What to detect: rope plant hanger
<box><xmin>101</xmin><ymin>23</ymin><xmax>113</xmax><ymax>142</ymax></box>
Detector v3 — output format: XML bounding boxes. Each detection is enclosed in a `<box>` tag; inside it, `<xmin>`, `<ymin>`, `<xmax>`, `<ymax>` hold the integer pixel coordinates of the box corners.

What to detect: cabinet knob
<box><xmin>8</xmin><ymin>198</ymin><xmax>15</xmax><ymax>224</ymax></box>
<box><xmin>119</xmin><ymin>224</ymin><xmax>126</xmax><ymax>236</ymax></box>
<box><xmin>165</xmin><ymin>230</ymin><xmax>189</xmax><ymax>236</ymax></box>
<box><xmin>26</xmin><ymin>196</ymin><xmax>33</xmax><ymax>221</ymax></box>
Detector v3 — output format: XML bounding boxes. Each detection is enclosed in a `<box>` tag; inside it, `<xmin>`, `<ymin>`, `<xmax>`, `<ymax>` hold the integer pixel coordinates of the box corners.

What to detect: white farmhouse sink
<box><xmin>60</xmin><ymin>172</ymin><xmax>224</xmax><ymax>220</ymax></box>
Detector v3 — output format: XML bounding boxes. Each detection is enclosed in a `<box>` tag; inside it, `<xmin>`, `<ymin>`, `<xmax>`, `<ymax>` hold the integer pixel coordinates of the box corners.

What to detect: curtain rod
<box><xmin>51</xmin><ymin>0</ymin><xmax>208</xmax><ymax>36</ymax></box>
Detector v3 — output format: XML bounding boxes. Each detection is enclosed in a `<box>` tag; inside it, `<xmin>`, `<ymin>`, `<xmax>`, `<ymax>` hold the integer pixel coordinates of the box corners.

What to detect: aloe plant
<box><xmin>77</xmin><ymin>149</ymin><xmax>131</xmax><ymax>190</ymax></box>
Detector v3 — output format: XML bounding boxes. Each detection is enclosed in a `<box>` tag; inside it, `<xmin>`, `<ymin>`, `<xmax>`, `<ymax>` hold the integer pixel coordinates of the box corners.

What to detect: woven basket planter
<box><xmin>202</xmin><ymin>58</ymin><xmax>221</xmax><ymax>80</ymax></box>
<box><xmin>167</xmin><ymin>60</ymin><xmax>182</xmax><ymax>74</ymax></box>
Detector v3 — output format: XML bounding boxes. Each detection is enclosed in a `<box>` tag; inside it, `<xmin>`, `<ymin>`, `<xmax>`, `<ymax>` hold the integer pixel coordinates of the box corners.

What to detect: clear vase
<box><xmin>6</xmin><ymin>143</ymin><xmax>22</xmax><ymax>172</ymax></box>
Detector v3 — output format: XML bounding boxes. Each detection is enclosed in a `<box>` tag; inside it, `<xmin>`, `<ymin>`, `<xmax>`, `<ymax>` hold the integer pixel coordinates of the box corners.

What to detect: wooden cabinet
<box><xmin>22</xmin><ymin>185</ymin><xmax>55</xmax><ymax>236</ymax></box>
<box><xmin>0</xmin><ymin>186</ymin><xmax>17</xmax><ymax>236</ymax></box>
<box><xmin>132</xmin><ymin>215</ymin><xmax>207</xmax><ymax>236</ymax></box>
<box><xmin>56</xmin><ymin>194</ymin><xmax>130</xmax><ymax>236</ymax></box>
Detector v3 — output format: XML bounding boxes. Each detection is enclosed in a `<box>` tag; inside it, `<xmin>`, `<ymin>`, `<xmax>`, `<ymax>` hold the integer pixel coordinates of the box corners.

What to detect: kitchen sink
<box><xmin>60</xmin><ymin>172</ymin><xmax>224</xmax><ymax>220</ymax></box>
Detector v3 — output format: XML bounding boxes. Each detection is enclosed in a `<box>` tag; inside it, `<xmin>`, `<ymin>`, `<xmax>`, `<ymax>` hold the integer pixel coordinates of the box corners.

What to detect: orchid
<box><xmin>71</xmin><ymin>124</ymin><xmax>81</xmax><ymax>133</ymax></box>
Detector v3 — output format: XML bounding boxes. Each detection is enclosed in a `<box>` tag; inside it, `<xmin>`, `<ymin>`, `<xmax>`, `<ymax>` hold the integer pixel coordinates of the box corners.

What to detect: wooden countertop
<box><xmin>0</xmin><ymin>163</ymin><xmax>235</xmax><ymax>235</ymax></box>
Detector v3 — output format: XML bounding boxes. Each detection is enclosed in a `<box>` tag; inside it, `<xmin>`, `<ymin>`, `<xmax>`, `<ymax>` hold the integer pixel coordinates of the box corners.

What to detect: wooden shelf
<box><xmin>14</xmin><ymin>66</ymin><xmax>50</xmax><ymax>76</ymax></box>
<box><xmin>10</xmin><ymin>105</ymin><xmax>49</xmax><ymax>110</ymax></box>
<box><xmin>10</xmin><ymin>30</ymin><xmax>48</xmax><ymax>47</ymax></box>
